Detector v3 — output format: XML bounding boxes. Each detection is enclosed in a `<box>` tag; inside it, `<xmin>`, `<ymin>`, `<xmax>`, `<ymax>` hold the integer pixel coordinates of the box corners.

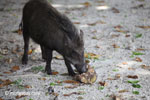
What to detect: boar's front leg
<box><xmin>22</xmin><ymin>29</ymin><xmax>29</xmax><ymax>64</ymax></box>
<box><xmin>64</xmin><ymin>58</ymin><xmax>76</xmax><ymax>76</ymax></box>
<box><xmin>45</xmin><ymin>48</ymin><xmax>53</xmax><ymax>75</ymax></box>
<box><xmin>40</xmin><ymin>45</ymin><xmax>46</xmax><ymax>60</ymax></box>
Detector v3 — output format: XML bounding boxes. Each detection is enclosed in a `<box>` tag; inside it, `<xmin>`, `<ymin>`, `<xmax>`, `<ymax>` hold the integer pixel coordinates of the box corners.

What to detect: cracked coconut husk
<box><xmin>74</xmin><ymin>65</ymin><xmax>97</xmax><ymax>84</ymax></box>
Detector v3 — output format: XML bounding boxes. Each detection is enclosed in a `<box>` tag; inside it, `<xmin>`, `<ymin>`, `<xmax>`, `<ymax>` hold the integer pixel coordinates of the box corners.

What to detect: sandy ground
<box><xmin>0</xmin><ymin>0</ymin><xmax>150</xmax><ymax>100</ymax></box>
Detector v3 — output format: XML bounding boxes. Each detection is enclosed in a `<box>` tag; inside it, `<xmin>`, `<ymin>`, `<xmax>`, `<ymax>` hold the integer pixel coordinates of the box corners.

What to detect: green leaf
<box><xmin>132</xmin><ymin>52</ymin><xmax>144</xmax><ymax>55</ymax></box>
<box><xmin>31</xmin><ymin>66</ymin><xmax>44</xmax><ymax>72</ymax></box>
<box><xmin>50</xmin><ymin>82</ymin><xmax>56</xmax><ymax>86</ymax></box>
<box><xmin>130</xmin><ymin>51</ymin><xmax>144</xmax><ymax>57</ymax></box>
<box><xmin>132</xmin><ymin>91</ymin><xmax>139</xmax><ymax>95</ymax></box>
<box><xmin>128</xmin><ymin>80</ymin><xmax>139</xmax><ymax>84</ymax></box>
<box><xmin>112</xmin><ymin>69</ymin><xmax>119</xmax><ymax>72</ymax></box>
<box><xmin>135</xmin><ymin>34</ymin><xmax>142</xmax><ymax>38</ymax></box>
<box><xmin>132</xmin><ymin>84</ymin><xmax>141</xmax><ymax>88</ymax></box>
<box><xmin>18</xmin><ymin>85</ymin><xmax>24</xmax><ymax>89</ymax></box>
<box><xmin>29</xmin><ymin>99</ymin><xmax>33</xmax><ymax>100</ymax></box>
<box><xmin>13</xmin><ymin>78</ymin><xmax>22</xmax><ymax>85</ymax></box>
<box><xmin>98</xmin><ymin>86</ymin><xmax>104</xmax><ymax>90</ymax></box>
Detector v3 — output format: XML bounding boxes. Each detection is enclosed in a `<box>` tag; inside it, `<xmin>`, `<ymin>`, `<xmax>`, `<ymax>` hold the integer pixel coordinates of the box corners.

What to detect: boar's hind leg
<box><xmin>45</xmin><ymin>48</ymin><xmax>53</xmax><ymax>75</ymax></box>
<box><xmin>22</xmin><ymin>29</ymin><xmax>29</xmax><ymax>64</ymax></box>
<box><xmin>64</xmin><ymin>58</ymin><xmax>76</xmax><ymax>76</ymax></box>
<box><xmin>40</xmin><ymin>45</ymin><xmax>46</xmax><ymax>60</ymax></box>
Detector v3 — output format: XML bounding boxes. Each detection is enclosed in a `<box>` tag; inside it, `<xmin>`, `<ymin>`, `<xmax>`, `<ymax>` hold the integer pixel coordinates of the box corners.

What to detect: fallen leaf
<box><xmin>60</xmin><ymin>73</ymin><xmax>68</xmax><ymax>76</ymax></box>
<box><xmin>24</xmin><ymin>85</ymin><xmax>32</xmax><ymax>88</ymax></box>
<box><xmin>132</xmin><ymin>84</ymin><xmax>141</xmax><ymax>88</ymax></box>
<box><xmin>136</xmin><ymin>48</ymin><xmax>145</xmax><ymax>51</ymax></box>
<box><xmin>132</xmin><ymin>91</ymin><xmax>139</xmax><ymax>95</ymax></box>
<box><xmin>135</xmin><ymin>57</ymin><xmax>142</xmax><ymax>62</ymax></box>
<box><xmin>122</xmin><ymin>62</ymin><xmax>128</xmax><ymax>65</ymax></box>
<box><xmin>128</xmin><ymin>67</ymin><xmax>135</xmax><ymax>70</ymax></box>
<box><xmin>127</xmin><ymin>75</ymin><xmax>138</xmax><ymax>79</ymax></box>
<box><xmin>0</xmin><ymin>79</ymin><xmax>12</xmax><ymax>88</ymax></box>
<box><xmin>84</xmin><ymin>53</ymin><xmax>100</xmax><ymax>59</ymax></box>
<box><xmin>112</xmin><ymin>44</ymin><xmax>120</xmax><ymax>48</ymax></box>
<box><xmin>0</xmin><ymin>48</ymin><xmax>8</xmax><ymax>55</ymax></box>
<box><xmin>136</xmin><ymin>25</ymin><xmax>150</xmax><ymax>29</ymax></box>
<box><xmin>131</xmin><ymin>52</ymin><xmax>144</xmax><ymax>57</ymax></box>
<box><xmin>125</xmin><ymin>34</ymin><xmax>130</xmax><ymax>37</ymax></box>
<box><xmin>63</xmin><ymin>80</ymin><xmax>79</xmax><ymax>84</ymax></box>
<box><xmin>107</xmin><ymin>77</ymin><xmax>115</xmax><ymax>80</ymax></box>
<box><xmin>119</xmin><ymin>89</ymin><xmax>128</xmax><ymax>93</ymax></box>
<box><xmin>135</xmin><ymin>34</ymin><xmax>142</xmax><ymax>38</ymax></box>
<box><xmin>52</xmin><ymin>72</ymin><xmax>59</xmax><ymax>75</ymax></box>
<box><xmin>99</xmin><ymin>81</ymin><xmax>107</xmax><ymax>86</ymax></box>
<box><xmin>16</xmin><ymin>95</ymin><xmax>27</xmax><ymax>99</ymax></box>
<box><xmin>81</xmin><ymin>2</ymin><xmax>91</xmax><ymax>7</ymax></box>
<box><xmin>98</xmin><ymin>86</ymin><xmax>104</xmax><ymax>90</ymax></box>
<box><xmin>87</xmin><ymin>20</ymin><xmax>106</xmax><ymax>26</ymax></box>
<box><xmin>12</xmin><ymin>46</ymin><xmax>20</xmax><ymax>54</ymax></box>
<box><xmin>73</xmin><ymin>22</ymin><xmax>81</xmax><ymax>24</ymax></box>
<box><xmin>95</xmin><ymin>45</ymin><xmax>100</xmax><ymax>48</ymax></box>
<box><xmin>131</xmin><ymin>4</ymin><xmax>144</xmax><ymax>9</ymax></box>
<box><xmin>114</xmin><ymin>25</ymin><xmax>122</xmax><ymax>29</ymax></box>
<box><xmin>3</xmin><ymin>71</ymin><xmax>12</xmax><ymax>74</ymax></box>
<box><xmin>111</xmin><ymin>34</ymin><xmax>120</xmax><ymax>38</ymax></box>
<box><xmin>28</xmin><ymin>49</ymin><xmax>33</xmax><ymax>55</ymax></box>
<box><xmin>115</xmin><ymin>29</ymin><xmax>128</xmax><ymax>33</ymax></box>
<box><xmin>85</xmin><ymin>59</ymin><xmax>90</xmax><ymax>63</ymax></box>
<box><xmin>52</xmin><ymin>92</ymin><xmax>59</xmax><ymax>96</ymax></box>
<box><xmin>42</xmin><ymin>78</ymin><xmax>46</xmax><ymax>81</ymax></box>
<box><xmin>115</xmin><ymin>74</ymin><xmax>121</xmax><ymax>79</ymax></box>
<box><xmin>92</xmin><ymin>36</ymin><xmax>98</xmax><ymax>40</ymax></box>
<box><xmin>5</xmin><ymin>58</ymin><xmax>13</xmax><ymax>63</ymax></box>
<box><xmin>63</xmin><ymin>91</ymin><xmax>85</xmax><ymax>96</ymax></box>
<box><xmin>55</xmin><ymin>80</ymin><xmax>62</xmax><ymax>84</ymax></box>
<box><xmin>111</xmin><ymin>7</ymin><xmax>120</xmax><ymax>13</ymax></box>
<box><xmin>78</xmin><ymin>96</ymin><xmax>84</xmax><ymax>100</ymax></box>
<box><xmin>96</xmin><ymin>1</ymin><xmax>105</xmax><ymax>3</ymax></box>
<box><xmin>64</xmin><ymin>85</ymin><xmax>78</xmax><ymax>89</ymax></box>
<box><xmin>0</xmin><ymin>98</ymin><xmax>4</xmax><ymax>100</ymax></box>
<box><xmin>11</xmin><ymin>66</ymin><xmax>20</xmax><ymax>72</ymax></box>
<box><xmin>110</xmin><ymin>95</ymin><xmax>122</xmax><ymax>100</ymax></box>
<box><xmin>54</xmin><ymin>55</ymin><xmax>63</xmax><ymax>60</ymax></box>
<box><xmin>141</xmin><ymin>65</ymin><xmax>150</xmax><ymax>69</ymax></box>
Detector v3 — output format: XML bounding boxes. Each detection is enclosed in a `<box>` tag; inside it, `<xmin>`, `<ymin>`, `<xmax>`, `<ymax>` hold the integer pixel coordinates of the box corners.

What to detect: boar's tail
<box><xmin>19</xmin><ymin>20</ymin><xmax>23</xmax><ymax>31</ymax></box>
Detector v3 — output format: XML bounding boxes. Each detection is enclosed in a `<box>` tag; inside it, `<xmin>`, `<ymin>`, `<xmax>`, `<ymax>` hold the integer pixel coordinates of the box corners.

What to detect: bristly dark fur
<box><xmin>21</xmin><ymin>0</ymin><xmax>87</xmax><ymax>76</ymax></box>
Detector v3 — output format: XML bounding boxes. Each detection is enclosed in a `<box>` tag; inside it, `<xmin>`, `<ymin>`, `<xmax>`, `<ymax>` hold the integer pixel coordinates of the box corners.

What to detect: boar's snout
<box><xmin>75</xmin><ymin>63</ymin><xmax>87</xmax><ymax>74</ymax></box>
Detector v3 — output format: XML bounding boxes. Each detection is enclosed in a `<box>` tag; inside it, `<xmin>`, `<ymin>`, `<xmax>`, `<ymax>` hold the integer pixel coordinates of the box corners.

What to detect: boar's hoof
<box><xmin>69</xmin><ymin>72</ymin><xmax>76</xmax><ymax>76</ymax></box>
<box><xmin>47</xmin><ymin>71</ymin><xmax>52</xmax><ymax>75</ymax></box>
<box><xmin>45</xmin><ymin>68</ymin><xmax>52</xmax><ymax>75</ymax></box>
<box><xmin>22</xmin><ymin>57</ymin><xmax>28</xmax><ymax>65</ymax></box>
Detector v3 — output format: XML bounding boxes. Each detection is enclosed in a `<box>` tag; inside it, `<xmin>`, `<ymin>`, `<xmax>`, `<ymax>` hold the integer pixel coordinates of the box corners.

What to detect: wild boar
<box><xmin>21</xmin><ymin>0</ymin><xmax>87</xmax><ymax>76</ymax></box>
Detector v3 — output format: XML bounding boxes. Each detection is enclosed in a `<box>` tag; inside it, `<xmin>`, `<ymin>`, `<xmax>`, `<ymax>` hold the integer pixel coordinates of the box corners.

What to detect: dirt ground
<box><xmin>0</xmin><ymin>0</ymin><xmax>150</xmax><ymax>100</ymax></box>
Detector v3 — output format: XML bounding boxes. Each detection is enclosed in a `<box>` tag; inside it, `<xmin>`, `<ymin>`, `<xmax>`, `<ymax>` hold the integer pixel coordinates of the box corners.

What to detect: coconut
<box><xmin>75</xmin><ymin>65</ymin><xmax>97</xmax><ymax>84</ymax></box>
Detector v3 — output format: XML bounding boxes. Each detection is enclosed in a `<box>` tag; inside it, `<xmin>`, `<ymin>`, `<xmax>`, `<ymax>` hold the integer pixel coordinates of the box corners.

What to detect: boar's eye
<box><xmin>71</xmin><ymin>50</ymin><xmax>77</xmax><ymax>55</ymax></box>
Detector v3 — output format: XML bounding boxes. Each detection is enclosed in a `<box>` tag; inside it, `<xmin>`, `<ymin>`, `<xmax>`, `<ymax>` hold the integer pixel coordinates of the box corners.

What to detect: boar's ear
<box><xmin>78</xmin><ymin>30</ymin><xmax>84</xmax><ymax>42</ymax></box>
<box><xmin>76</xmin><ymin>30</ymin><xmax>84</xmax><ymax>46</ymax></box>
<box><xmin>79</xmin><ymin>30</ymin><xmax>84</xmax><ymax>40</ymax></box>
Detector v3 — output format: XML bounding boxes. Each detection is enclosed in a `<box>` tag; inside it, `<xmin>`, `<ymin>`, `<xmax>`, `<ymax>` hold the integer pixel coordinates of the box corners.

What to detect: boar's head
<box><xmin>64</xmin><ymin>30</ymin><xmax>87</xmax><ymax>74</ymax></box>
